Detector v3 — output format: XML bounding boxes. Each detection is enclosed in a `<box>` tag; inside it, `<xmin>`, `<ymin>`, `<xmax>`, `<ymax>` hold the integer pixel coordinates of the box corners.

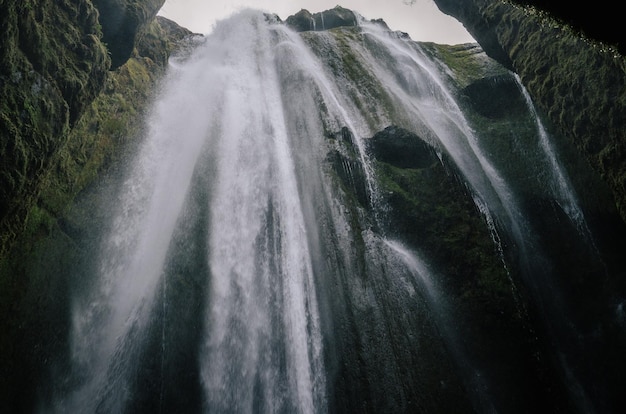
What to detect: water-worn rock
<box><xmin>368</xmin><ymin>125</ymin><xmax>438</xmax><ymax>169</ymax></box>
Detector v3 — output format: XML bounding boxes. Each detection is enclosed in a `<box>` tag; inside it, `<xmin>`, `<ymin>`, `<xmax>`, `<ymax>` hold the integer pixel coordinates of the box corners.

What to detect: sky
<box><xmin>157</xmin><ymin>0</ymin><xmax>475</xmax><ymax>45</ymax></box>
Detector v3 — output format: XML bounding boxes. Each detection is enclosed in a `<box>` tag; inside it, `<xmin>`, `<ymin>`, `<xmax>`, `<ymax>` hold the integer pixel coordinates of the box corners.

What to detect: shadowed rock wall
<box><xmin>433</xmin><ymin>0</ymin><xmax>626</xmax><ymax>223</ymax></box>
<box><xmin>0</xmin><ymin>0</ymin><xmax>166</xmax><ymax>258</ymax></box>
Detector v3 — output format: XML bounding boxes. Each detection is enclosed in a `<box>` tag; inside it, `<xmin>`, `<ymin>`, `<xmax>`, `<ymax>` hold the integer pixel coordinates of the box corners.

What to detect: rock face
<box><xmin>286</xmin><ymin>6</ymin><xmax>358</xmax><ymax>32</ymax></box>
<box><xmin>369</xmin><ymin>126</ymin><xmax>439</xmax><ymax>169</ymax></box>
<box><xmin>0</xmin><ymin>0</ymin><xmax>108</xmax><ymax>255</ymax></box>
<box><xmin>0</xmin><ymin>0</ymin><xmax>166</xmax><ymax>258</ymax></box>
<box><xmin>1</xmin><ymin>4</ymin><xmax>625</xmax><ymax>413</ymax></box>
<box><xmin>0</xmin><ymin>13</ymin><xmax>192</xmax><ymax>413</ymax></box>
<box><xmin>432</xmin><ymin>0</ymin><xmax>626</xmax><ymax>224</ymax></box>
<box><xmin>93</xmin><ymin>0</ymin><xmax>166</xmax><ymax>68</ymax></box>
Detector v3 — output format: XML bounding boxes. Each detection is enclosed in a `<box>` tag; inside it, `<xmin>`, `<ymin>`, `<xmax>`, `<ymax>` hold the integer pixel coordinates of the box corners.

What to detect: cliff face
<box><xmin>0</xmin><ymin>0</ymin><xmax>166</xmax><ymax>259</ymax></box>
<box><xmin>433</xmin><ymin>0</ymin><xmax>626</xmax><ymax>223</ymax></box>
<box><xmin>0</xmin><ymin>9</ymin><xmax>191</xmax><ymax>412</ymax></box>
<box><xmin>0</xmin><ymin>0</ymin><xmax>107</xmax><ymax>255</ymax></box>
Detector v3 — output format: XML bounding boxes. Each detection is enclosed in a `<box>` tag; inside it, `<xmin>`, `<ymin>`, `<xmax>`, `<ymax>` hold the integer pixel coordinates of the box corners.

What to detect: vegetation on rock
<box><xmin>0</xmin><ymin>14</ymin><xmax>192</xmax><ymax>411</ymax></box>
<box><xmin>0</xmin><ymin>0</ymin><xmax>109</xmax><ymax>256</ymax></box>
<box><xmin>1</xmin><ymin>2</ymin><xmax>625</xmax><ymax>411</ymax></box>
<box><xmin>433</xmin><ymin>0</ymin><xmax>626</xmax><ymax>224</ymax></box>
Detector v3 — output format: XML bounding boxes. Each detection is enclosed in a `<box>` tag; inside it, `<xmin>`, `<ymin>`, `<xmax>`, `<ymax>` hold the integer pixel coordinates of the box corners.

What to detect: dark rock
<box><xmin>433</xmin><ymin>0</ymin><xmax>626</xmax><ymax>225</ymax></box>
<box><xmin>92</xmin><ymin>0</ymin><xmax>166</xmax><ymax>68</ymax></box>
<box><xmin>285</xmin><ymin>9</ymin><xmax>316</xmax><ymax>32</ymax></box>
<box><xmin>286</xmin><ymin>6</ymin><xmax>358</xmax><ymax>32</ymax></box>
<box><xmin>136</xmin><ymin>16</ymin><xmax>194</xmax><ymax>67</ymax></box>
<box><xmin>462</xmin><ymin>74</ymin><xmax>527</xmax><ymax>118</ymax></box>
<box><xmin>368</xmin><ymin>125</ymin><xmax>438</xmax><ymax>169</ymax></box>
<box><xmin>0</xmin><ymin>0</ymin><xmax>110</xmax><ymax>256</ymax></box>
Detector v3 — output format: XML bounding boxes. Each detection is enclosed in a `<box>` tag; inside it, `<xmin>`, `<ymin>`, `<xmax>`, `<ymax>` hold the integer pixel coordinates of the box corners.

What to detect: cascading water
<box><xmin>514</xmin><ymin>75</ymin><xmax>595</xmax><ymax>240</ymax></box>
<box><xmin>50</xmin><ymin>11</ymin><xmax>329</xmax><ymax>414</ymax></box>
<box><xmin>196</xmin><ymin>14</ymin><xmax>325</xmax><ymax>412</ymax></box>
<box><xmin>39</xmin><ymin>7</ymin><xmax>625</xmax><ymax>414</ymax></box>
<box><xmin>383</xmin><ymin>240</ymin><xmax>498</xmax><ymax>414</ymax></box>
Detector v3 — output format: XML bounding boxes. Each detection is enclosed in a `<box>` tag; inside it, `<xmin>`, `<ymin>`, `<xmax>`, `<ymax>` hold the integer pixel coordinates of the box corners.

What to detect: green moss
<box><xmin>457</xmin><ymin>0</ymin><xmax>626</xmax><ymax>223</ymax></box>
<box><xmin>0</xmin><ymin>0</ymin><xmax>110</xmax><ymax>259</ymax></box>
<box><xmin>424</xmin><ymin>43</ymin><xmax>490</xmax><ymax>88</ymax></box>
<box><xmin>23</xmin><ymin>205</ymin><xmax>55</xmax><ymax>238</ymax></box>
<box><xmin>373</xmin><ymin>152</ymin><xmax>516</xmax><ymax>310</ymax></box>
<box><xmin>300</xmin><ymin>27</ymin><xmax>400</xmax><ymax>129</ymax></box>
<box><xmin>0</xmin><ymin>15</ymin><xmax>193</xmax><ymax>408</ymax></box>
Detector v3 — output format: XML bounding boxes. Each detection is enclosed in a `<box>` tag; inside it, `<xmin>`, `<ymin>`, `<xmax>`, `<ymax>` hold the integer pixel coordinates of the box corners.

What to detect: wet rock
<box><xmin>368</xmin><ymin>126</ymin><xmax>439</xmax><ymax>169</ymax></box>
<box><xmin>286</xmin><ymin>6</ymin><xmax>358</xmax><ymax>32</ymax></box>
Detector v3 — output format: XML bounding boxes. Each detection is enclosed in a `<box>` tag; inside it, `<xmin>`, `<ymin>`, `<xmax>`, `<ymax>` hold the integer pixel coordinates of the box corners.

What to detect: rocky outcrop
<box><xmin>93</xmin><ymin>0</ymin><xmax>166</xmax><ymax>68</ymax></box>
<box><xmin>369</xmin><ymin>125</ymin><xmax>440</xmax><ymax>169</ymax></box>
<box><xmin>286</xmin><ymin>6</ymin><xmax>358</xmax><ymax>32</ymax></box>
<box><xmin>0</xmin><ymin>1</ymin><xmax>109</xmax><ymax>255</ymax></box>
<box><xmin>432</xmin><ymin>0</ymin><xmax>626</xmax><ymax>223</ymax></box>
<box><xmin>426</xmin><ymin>37</ymin><xmax>626</xmax><ymax>414</ymax></box>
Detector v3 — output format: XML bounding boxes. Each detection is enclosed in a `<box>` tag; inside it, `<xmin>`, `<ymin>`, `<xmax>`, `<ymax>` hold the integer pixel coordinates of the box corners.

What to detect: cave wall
<box><xmin>433</xmin><ymin>0</ymin><xmax>626</xmax><ymax>223</ymax></box>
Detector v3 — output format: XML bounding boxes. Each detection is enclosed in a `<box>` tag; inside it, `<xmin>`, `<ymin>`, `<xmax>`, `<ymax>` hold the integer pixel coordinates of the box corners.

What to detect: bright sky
<box><xmin>158</xmin><ymin>0</ymin><xmax>475</xmax><ymax>45</ymax></box>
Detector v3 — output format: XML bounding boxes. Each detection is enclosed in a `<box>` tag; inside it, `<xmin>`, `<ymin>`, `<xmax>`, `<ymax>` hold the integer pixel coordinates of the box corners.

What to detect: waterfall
<box><xmin>39</xmin><ymin>8</ymin><xmax>620</xmax><ymax>414</ymax></box>
<box><xmin>353</xmin><ymin>18</ymin><xmax>531</xmax><ymax>250</ymax></box>
<box><xmin>50</xmin><ymin>11</ymin><xmax>331</xmax><ymax>413</ymax></box>
<box><xmin>384</xmin><ymin>240</ymin><xmax>498</xmax><ymax>414</ymax></box>
<box><xmin>514</xmin><ymin>75</ymin><xmax>596</xmax><ymax>241</ymax></box>
<box><xmin>196</xmin><ymin>13</ymin><xmax>325</xmax><ymax>412</ymax></box>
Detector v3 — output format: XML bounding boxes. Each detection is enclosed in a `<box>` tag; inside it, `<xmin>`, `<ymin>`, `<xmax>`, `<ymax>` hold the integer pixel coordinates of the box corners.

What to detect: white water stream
<box><xmin>42</xmin><ymin>9</ymin><xmax>605</xmax><ymax>414</ymax></box>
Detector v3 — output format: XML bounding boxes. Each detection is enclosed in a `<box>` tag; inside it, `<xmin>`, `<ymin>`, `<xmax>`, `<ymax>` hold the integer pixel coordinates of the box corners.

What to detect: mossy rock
<box><xmin>433</xmin><ymin>0</ymin><xmax>626</xmax><ymax>224</ymax></box>
<box><xmin>0</xmin><ymin>15</ymin><xmax>194</xmax><ymax>411</ymax></box>
<box><xmin>0</xmin><ymin>0</ymin><xmax>110</xmax><ymax>256</ymax></box>
<box><xmin>366</xmin><ymin>125</ymin><xmax>571</xmax><ymax>413</ymax></box>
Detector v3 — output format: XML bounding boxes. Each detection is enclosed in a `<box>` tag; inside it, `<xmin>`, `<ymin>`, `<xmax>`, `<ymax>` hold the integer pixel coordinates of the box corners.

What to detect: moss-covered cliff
<box><xmin>0</xmin><ymin>0</ymin><xmax>167</xmax><ymax>261</ymax></box>
<box><xmin>0</xmin><ymin>13</ymin><xmax>192</xmax><ymax>412</ymax></box>
<box><xmin>1</xmin><ymin>0</ymin><xmax>107</xmax><ymax>256</ymax></box>
<box><xmin>433</xmin><ymin>0</ymin><xmax>626</xmax><ymax>223</ymax></box>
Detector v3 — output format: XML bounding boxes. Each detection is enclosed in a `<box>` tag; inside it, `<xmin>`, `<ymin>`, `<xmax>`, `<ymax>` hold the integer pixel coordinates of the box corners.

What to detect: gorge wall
<box><xmin>0</xmin><ymin>0</ymin><xmax>166</xmax><ymax>258</ymax></box>
<box><xmin>433</xmin><ymin>0</ymin><xmax>626</xmax><ymax>223</ymax></box>
<box><xmin>3</xmin><ymin>1</ymin><xmax>625</xmax><ymax>268</ymax></box>
<box><xmin>0</xmin><ymin>1</ymin><xmax>190</xmax><ymax>409</ymax></box>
